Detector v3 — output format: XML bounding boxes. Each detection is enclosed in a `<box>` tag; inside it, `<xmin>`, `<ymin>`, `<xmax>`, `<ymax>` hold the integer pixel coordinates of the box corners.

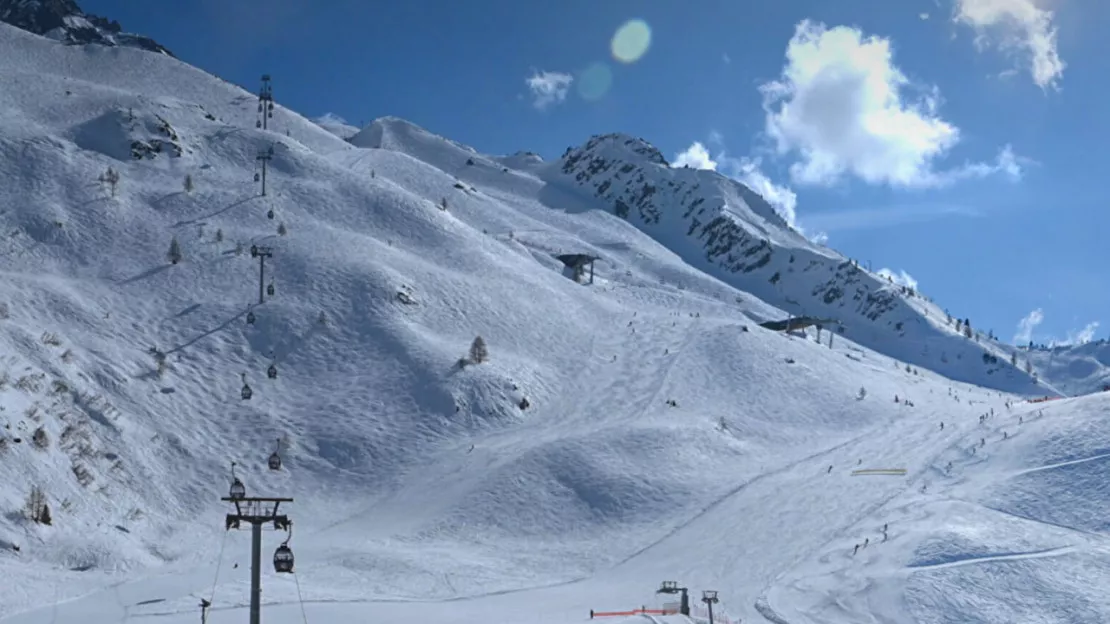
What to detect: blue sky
<box><xmin>85</xmin><ymin>0</ymin><xmax>1106</xmax><ymax>346</ymax></box>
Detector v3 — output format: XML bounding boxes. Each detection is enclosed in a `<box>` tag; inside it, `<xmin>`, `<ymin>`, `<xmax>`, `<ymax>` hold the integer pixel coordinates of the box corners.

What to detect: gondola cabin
<box><xmin>273</xmin><ymin>544</ymin><xmax>294</xmax><ymax>573</ymax></box>
<box><xmin>267</xmin><ymin>209</ymin><xmax>275</xmax><ymax>219</ymax></box>
<box><xmin>241</xmin><ymin>383</ymin><xmax>253</xmax><ymax>400</ymax></box>
<box><xmin>246</xmin><ymin>311</ymin><xmax>256</xmax><ymax>325</ymax></box>
<box><xmin>268</xmin><ymin>450</ymin><xmax>282</xmax><ymax>470</ymax></box>
<box><xmin>267</xmin><ymin>364</ymin><xmax>277</xmax><ymax>379</ymax></box>
<box><xmin>228</xmin><ymin>477</ymin><xmax>246</xmax><ymax>499</ymax></box>
<box><xmin>267</xmin><ymin>283</ymin><xmax>275</xmax><ymax>296</ymax></box>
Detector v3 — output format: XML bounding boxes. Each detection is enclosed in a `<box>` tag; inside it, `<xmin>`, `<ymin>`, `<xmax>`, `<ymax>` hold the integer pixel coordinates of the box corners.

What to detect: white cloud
<box><xmin>314</xmin><ymin>112</ymin><xmax>348</xmax><ymax>126</ymax></box>
<box><xmin>722</xmin><ymin>53</ymin><xmax>732</xmax><ymax>64</ymax></box>
<box><xmin>760</xmin><ymin>20</ymin><xmax>1021</xmax><ymax>188</ymax></box>
<box><xmin>673</xmin><ymin>142</ymin><xmax>718</xmax><ymax>170</ymax></box>
<box><xmin>730</xmin><ymin>157</ymin><xmax>800</xmax><ymax>229</ymax></box>
<box><xmin>525</xmin><ymin>70</ymin><xmax>574</xmax><ymax>110</ymax></box>
<box><xmin>954</xmin><ymin>0</ymin><xmax>1066</xmax><ymax>89</ymax></box>
<box><xmin>920</xmin><ymin>12</ymin><xmax>931</xmax><ymax>20</ymax></box>
<box><xmin>672</xmin><ymin>142</ymin><xmax>800</xmax><ymax>230</ymax></box>
<box><xmin>1065</xmin><ymin>321</ymin><xmax>1100</xmax><ymax>346</ymax></box>
<box><xmin>1014</xmin><ymin>307</ymin><xmax>1044</xmax><ymax>344</ymax></box>
<box><xmin>876</xmin><ymin>267</ymin><xmax>919</xmax><ymax>290</ymax></box>
<box><xmin>1012</xmin><ymin>309</ymin><xmax>1100</xmax><ymax>346</ymax></box>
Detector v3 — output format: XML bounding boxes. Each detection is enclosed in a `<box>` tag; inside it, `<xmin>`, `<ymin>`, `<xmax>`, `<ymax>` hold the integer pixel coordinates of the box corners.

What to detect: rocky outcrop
<box><xmin>0</xmin><ymin>0</ymin><xmax>173</xmax><ymax>56</ymax></box>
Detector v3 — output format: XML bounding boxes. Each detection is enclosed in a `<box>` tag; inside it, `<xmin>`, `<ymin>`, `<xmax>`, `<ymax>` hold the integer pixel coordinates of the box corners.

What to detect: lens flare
<box><xmin>611</xmin><ymin>19</ymin><xmax>652</xmax><ymax>63</ymax></box>
<box><xmin>577</xmin><ymin>62</ymin><xmax>613</xmax><ymax>101</ymax></box>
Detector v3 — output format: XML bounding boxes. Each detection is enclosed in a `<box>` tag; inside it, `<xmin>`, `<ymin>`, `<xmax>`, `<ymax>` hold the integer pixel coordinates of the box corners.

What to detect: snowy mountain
<box><xmin>0</xmin><ymin>18</ymin><xmax>1108</xmax><ymax>624</ymax></box>
<box><xmin>1021</xmin><ymin>339</ymin><xmax>1110</xmax><ymax>397</ymax></box>
<box><xmin>0</xmin><ymin>0</ymin><xmax>172</xmax><ymax>56</ymax></box>
<box><xmin>553</xmin><ymin>134</ymin><xmax>1055</xmax><ymax>397</ymax></box>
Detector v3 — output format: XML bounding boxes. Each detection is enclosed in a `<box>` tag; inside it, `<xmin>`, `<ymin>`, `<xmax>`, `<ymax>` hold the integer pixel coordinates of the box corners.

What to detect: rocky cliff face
<box><xmin>557</xmin><ymin>133</ymin><xmax>804</xmax><ymax>275</ymax></box>
<box><xmin>554</xmin><ymin>132</ymin><xmax>1040</xmax><ymax>392</ymax></box>
<box><xmin>0</xmin><ymin>0</ymin><xmax>173</xmax><ymax>56</ymax></box>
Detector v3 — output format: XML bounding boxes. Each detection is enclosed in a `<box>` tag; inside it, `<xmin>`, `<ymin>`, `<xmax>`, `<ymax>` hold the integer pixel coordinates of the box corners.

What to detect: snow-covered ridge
<box><xmin>1022</xmin><ymin>338</ymin><xmax>1110</xmax><ymax>396</ymax></box>
<box><xmin>0</xmin><ymin>0</ymin><xmax>172</xmax><ymax>56</ymax></box>
<box><xmin>551</xmin><ymin>132</ymin><xmax>1050</xmax><ymax>395</ymax></box>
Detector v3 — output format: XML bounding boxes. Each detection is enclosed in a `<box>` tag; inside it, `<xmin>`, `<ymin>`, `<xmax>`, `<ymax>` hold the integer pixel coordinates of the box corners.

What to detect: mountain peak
<box><xmin>561</xmin><ymin>132</ymin><xmax>669</xmax><ymax>168</ymax></box>
<box><xmin>0</xmin><ymin>0</ymin><xmax>173</xmax><ymax>56</ymax></box>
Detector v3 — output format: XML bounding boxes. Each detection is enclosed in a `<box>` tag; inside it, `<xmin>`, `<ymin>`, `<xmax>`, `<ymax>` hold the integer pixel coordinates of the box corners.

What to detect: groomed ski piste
<box><xmin>0</xmin><ymin>20</ymin><xmax>1108</xmax><ymax>624</ymax></box>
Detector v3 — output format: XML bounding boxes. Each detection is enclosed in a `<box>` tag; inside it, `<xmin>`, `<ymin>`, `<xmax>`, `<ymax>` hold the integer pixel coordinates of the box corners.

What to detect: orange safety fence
<box><xmin>589</xmin><ymin>607</ymin><xmax>679</xmax><ymax>618</ymax></box>
<box><xmin>1026</xmin><ymin>395</ymin><xmax>1062</xmax><ymax>404</ymax></box>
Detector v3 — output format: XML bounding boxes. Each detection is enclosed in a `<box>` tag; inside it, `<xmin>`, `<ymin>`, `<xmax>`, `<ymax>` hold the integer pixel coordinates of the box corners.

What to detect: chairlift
<box><xmin>267</xmin><ymin>209</ymin><xmax>275</xmax><ymax>219</ymax></box>
<box><xmin>246</xmin><ymin>311</ymin><xmax>256</xmax><ymax>325</ymax></box>
<box><xmin>273</xmin><ymin>525</ymin><xmax>294</xmax><ymax>573</ymax></box>
<box><xmin>267</xmin><ymin>283</ymin><xmax>275</xmax><ymax>296</ymax></box>
<box><xmin>268</xmin><ymin>438</ymin><xmax>282</xmax><ymax>470</ymax></box>
<box><xmin>267</xmin><ymin>363</ymin><xmax>277</xmax><ymax>379</ymax></box>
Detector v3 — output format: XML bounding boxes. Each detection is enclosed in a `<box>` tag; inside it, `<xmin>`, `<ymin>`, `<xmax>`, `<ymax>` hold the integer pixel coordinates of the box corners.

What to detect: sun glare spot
<box><xmin>611</xmin><ymin>19</ymin><xmax>652</xmax><ymax>63</ymax></box>
<box><xmin>577</xmin><ymin>62</ymin><xmax>613</xmax><ymax>101</ymax></box>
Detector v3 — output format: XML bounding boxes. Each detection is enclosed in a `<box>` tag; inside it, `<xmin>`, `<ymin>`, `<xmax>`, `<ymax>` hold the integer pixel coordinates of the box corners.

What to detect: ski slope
<box><xmin>0</xmin><ymin>20</ymin><xmax>1107</xmax><ymax>624</ymax></box>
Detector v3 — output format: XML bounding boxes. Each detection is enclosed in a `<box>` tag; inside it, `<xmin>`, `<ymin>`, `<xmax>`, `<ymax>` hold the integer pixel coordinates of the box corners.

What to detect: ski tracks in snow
<box><xmin>567</xmin><ymin>312</ymin><xmax>698</xmax><ymax>430</ymax></box>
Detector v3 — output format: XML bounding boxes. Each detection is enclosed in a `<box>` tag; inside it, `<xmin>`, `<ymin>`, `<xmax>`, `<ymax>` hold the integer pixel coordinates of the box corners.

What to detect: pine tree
<box><xmin>100</xmin><ymin>167</ymin><xmax>120</xmax><ymax>197</ymax></box>
<box><xmin>183</xmin><ymin>174</ymin><xmax>194</xmax><ymax>193</ymax></box>
<box><xmin>215</xmin><ymin>228</ymin><xmax>223</xmax><ymax>242</ymax></box>
<box><xmin>469</xmin><ymin>336</ymin><xmax>488</xmax><ymax>363</ymax></box>
<box><xmin>277</xmin><ymin>222</ymin><xmax>287</xmax><ymax>236</ymax></box>
<box><xmin>25</xmin><ymin>485</ymin><xmax>47</xmax><ymax>523</ymax></box>
<box><xmin>167</xmin><ymin>236</ymin><xmax>183</xmax><ymax>264</ymax></box>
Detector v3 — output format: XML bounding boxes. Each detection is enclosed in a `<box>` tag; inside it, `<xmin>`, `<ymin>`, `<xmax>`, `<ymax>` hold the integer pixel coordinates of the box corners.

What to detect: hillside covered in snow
<box><xmin>0</xmin><ymin>0</ymin><xmax>173</xmax><ymax>56</ymax></box>
<box><xmin>0</xmin><ymin>18</ymin><xmax>1108</xmax><ymax>624</ymax></box>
